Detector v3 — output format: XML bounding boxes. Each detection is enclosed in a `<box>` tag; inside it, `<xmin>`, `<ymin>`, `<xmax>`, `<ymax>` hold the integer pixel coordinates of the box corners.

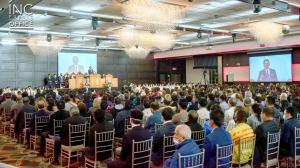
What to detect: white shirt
<box><xmin>142</xmin><ymin>108</ymin><xmax>153</xmax><ymax>123</ymax></box>
<box><xmin>219</xmin><ymin>101</ymin><xmax>229</xmax><ymax>113</ymax></box>
<box><xmin>225</xmin><ymin>106</ymin><xmax>235</xmax><ymax>125</ymax></box>
<box><xmin>197</xmin><ymin>107</ymin><xmax>210</xmax><ymax>120</ymax></box>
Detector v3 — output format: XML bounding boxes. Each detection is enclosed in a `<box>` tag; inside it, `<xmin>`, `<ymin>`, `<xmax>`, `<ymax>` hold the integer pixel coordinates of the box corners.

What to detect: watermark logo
<box><xmin>9</xmin><ymin>2</ymin><xmax>33</xmax><ymax>29</ymax></box>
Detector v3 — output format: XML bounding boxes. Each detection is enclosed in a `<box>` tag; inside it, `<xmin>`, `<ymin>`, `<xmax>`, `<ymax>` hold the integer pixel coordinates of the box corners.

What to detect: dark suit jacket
<box><xmin>280</xmin><ymin>118</ymin><xmax>300</xmax><ymax>157</ymax></box>
<box><xmin>114</xmin><ymin>109</ymin><xmax>131</xmax><ymax>137</ymax></box>
<box><xmin>68</xmin><ymin>64</ymin><xmax>85</xmax><ymax>73</ymax></box>
<box><xmin>186</xmin><ymin>121</ymin><xmax>204</xmax><ymax>132</ymax></box>
<box><xmin>120</xmin><ymin>126</ymin><xmax>151</xmax><ymax>168</ymax></box>
<box><xmin>151</xmin><ymin>121</ymin><xmax>176</xmax><ymax>165</ymax></box>
<box><xmin>257</xmin><ymin>68</ymin><xmax>278</xmax><ymax>82</ymax></box>
<box><xmin>203</xmin><ymin>127</ymin><xmax>232</xmax><ymax>168</ymax></box>
<box><xmin>29</xmin><ymin>109</ymin><xmax>49</xmax><ymax>135</ymax></box>
<box><xmin>48</xmin><ymin>110</ymin><xmax>70</xmax><ymax>135</ymax></box>
<box><xmin>85</xmin><ymin>121</ymin><xmax>114</xmax><ymax>161</ymax></box>
<box><xmin>60</xmin><ymin>114</ymin><xmax>86</xmax><ymax>145</ymax></box>
<box><xmin>254</xmin><ymin>120</ymin><xmax>280</xmax><ymax>165</ymax></box>
<box><xmin>14</xmin><ymin>104</ymin><xmax>36</xmax><ymax>133</ymax></box>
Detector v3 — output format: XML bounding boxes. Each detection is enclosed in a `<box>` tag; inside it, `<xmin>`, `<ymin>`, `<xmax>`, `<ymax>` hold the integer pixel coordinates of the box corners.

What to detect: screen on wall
<box><xmin>223</xmin><ymin>66</ymin><xmax>250</xmax><ymax>82</ymax></box>
<box><xmin>58</xmin><ymin>52</ymin><xmax>97</xmax><ymax>74</ymax></box>
<box><xmin>249</xmin><ymin>52</ymin><xmax>292</xmax><ymax>82</ymax></box>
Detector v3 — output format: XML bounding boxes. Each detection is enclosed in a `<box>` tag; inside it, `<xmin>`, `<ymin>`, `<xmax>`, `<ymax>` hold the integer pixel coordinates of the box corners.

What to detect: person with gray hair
<box><xmin>186</xmin><ymin>110</ymin><xmax>203</xmax><ymax>132</ymax></box>
<box><xmin>163</xmin><ymin>124</ymin><xmax>201</xmax><ymax>168</ymax></box>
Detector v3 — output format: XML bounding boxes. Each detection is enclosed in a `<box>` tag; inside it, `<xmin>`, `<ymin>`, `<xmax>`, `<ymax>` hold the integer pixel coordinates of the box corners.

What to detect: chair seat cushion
<box><xmin>62</xmin><ymin>144</ymin><xmax>85</xmax><ymax>152</ymax></box>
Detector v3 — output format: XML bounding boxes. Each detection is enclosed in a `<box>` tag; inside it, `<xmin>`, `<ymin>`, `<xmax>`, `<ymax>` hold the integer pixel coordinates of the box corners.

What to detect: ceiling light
<box><xmin>197</xmin><ymin>30</ymin><xmax>202</xmax><ymax>39</ymax></box>
<box><xmin>282</xmin><ymin>25</ymin><xmax>290</xmax><ymax>34</ymax></box>
<box><xmin>248</xmin><ymin>21</ymin><xmax>283</xmax><ymax>44</ymax></box>
<box><xmin>47</xmin><ymin>34</ymin><xmax>52</xmax><ymax>42</ymax></box>
<box><xmin>253</xmin><ymin>0</ymin><xmax>261</xmax><ymax>13</ymax></box>
<box><xmin>92</xmin><ymin>17</ymin><xmax>98</xmax><ymax>30</ymax></box>
<box><xmin>232</xmin><ymin>33</ymin><xmax>236</xmax><ymax>43</ymax></box>
<box><xmin>96</xmin><ymin>38</ymin><xmax>100</xmax><ymax>46</ymax></box>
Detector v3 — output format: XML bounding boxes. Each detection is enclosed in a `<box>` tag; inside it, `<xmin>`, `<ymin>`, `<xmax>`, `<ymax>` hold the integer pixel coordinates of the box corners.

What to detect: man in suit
<box><xmin>257</xmin><ymin>59</ymin><xmax>278</xmax><ymax>82</ymax></box>
<box><xmin>107</xmin><ymin>109</ymin><xmax>151</xmax><ymax>168</ymax></box>
<box><xmin>26</xmin><ymin>100</ymin><xmax>49</xmax><ymax>149</ymax></box>
<box><xmin>172</xmin><ymin>99</ymin><xmax>189</xmax><ymax>124</ymax></box>
<box><xmin>114</xmin><ymin>100</ymin><xmax>132</xmax><ymax>137</ymax></box>
<box><xmin>68</xmin><ymin>56</ymin><xmax>85</xmax><ymax>74</ymax></box>
<box><xmin>39</xmin><ymin>100</ymin><xmax>70</xmax><ymax>157</ymax></box>
<box><xmin>0</xmin><ymin>93</ymin><xmax>16</xmax><ymax>120</ymax></box>
<box><xmin>280</xmin><ymin>106</ymin><xmax>300</xmax><ymax>159</ymax></box>
<box><xmin>14</xmin><ymin>97</ymin><xmax>35</xmax><ymax>143</ymax></box>
<box><xmin>82</xmin><ymin>109</ymin><xmax>114</xmax><ymax>162</ymax></box>
<box><xmin>52</xmin><ymin>106</ymin><xmax>86</xmax><ymax>165</ymax></box>
<box><xmin>203</xmin><ymin>109</ymin><xmax>232</xmax><ymax>168</ymax></box>
<box><xmin>151</xmin><ymin>107</ymin><xmax>176</xmax><ymax>166</ymax></box>
<box><xmin>253</xmin><ymin>107</ymin><xmax>280</xmax><ymax>166</ymax></box>
<box><xmin>88</xmin><ymin>66</ymin><xmax>94</xmax><ymax>74</ymax></box>
<box><xmin>164</xmin><ymin>124</ymin><xmax>201</xmax><ymax>168</ymax></box>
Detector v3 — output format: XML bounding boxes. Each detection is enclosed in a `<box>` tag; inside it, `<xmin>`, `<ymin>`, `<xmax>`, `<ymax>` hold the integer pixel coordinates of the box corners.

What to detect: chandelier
<box><xmin>125</xmin><ymin>46</ymin><xmax>150</xmax><ymax>59</ymax></box>
<box><xmin>248</xmin><ymin>21</ymin><xmax>283</xmax><ymax>45</ymax></box>
<box><xmin>27</xmin><ymin>36</ymin><xmax>66</xmax><ymax>56</ymax></box>
<box><xmin>122</xmin><ymin>0</ymin><xmax>184</xmax><ymax>32</ymax></box>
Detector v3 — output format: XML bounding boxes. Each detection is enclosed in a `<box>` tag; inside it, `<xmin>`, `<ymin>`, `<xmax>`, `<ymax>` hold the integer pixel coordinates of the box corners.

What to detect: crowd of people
<box><xmin>0</xmin><ymin>82</ymin><xmax>300</xmax><ymax>168</ymax></box>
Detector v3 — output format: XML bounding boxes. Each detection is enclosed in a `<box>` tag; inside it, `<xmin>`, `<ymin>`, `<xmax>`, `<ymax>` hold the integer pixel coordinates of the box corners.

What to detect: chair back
<box><xmin>53</xmin><ymin>119</ymin><xmax>63</xmax><ymax>136</ymax></box>
<box><xmin>84</xmin><ymin>116</ymin><xmax>91</xmax><ymax>130</ymax></box>
<box><xmin>155</xmin><ymin>123</ymin><xmax>163</xmax><ymax>133</ymax></box>
<box><xmin>163</xmin><ymin>135</ymin><xmax>176</xmax><ymax>161</ymax></box>
<box><xmin>191</xmin><ymin>130</ymin><xmax>206</xmax><ymax>149</ymax></box>
<box><xmin>24</xmin><ymin>112</ymin><xmax>33</xmax><ymax>129</ymax></box>
<box><xmin>34</xmin><ymin>116</ymin><xmax>50</xmax><ymax>135</ymax></box>
<box><xmin>124</xmin><ymin>118</ymin><xmax>131</xmax><ymax>133</ymax></box>
<box><xmin>94</xmin><ymin>130</ymin><xmax>115</xmax><ymax>162</ymax></box>
<box><xmin>216</xmin><ymin>144</ymin><xmax>233</xmax><ymax>168</ymax></box>
<box><xmin>132</xmin><ymin>138</ymin><xmax>153</xmax><ymax>168</ymax></box>
<box><xmin>295</xmin><ymin>127</ymin><xmax>300</xmax><ymax>167</ymax></box>
<box><xmin>68</xmin><ymin>123</ymin><xmax>86</xmax><ymax>146</ymax></box>
<box><xmin>178</xmin><ymin>150</ymin><xmax>205</xmax><ymax>168</ymax></box>
<box><xmin>238</xmin><ymin>135</ymin><xmax>256</xmax><ymax>167</ymax></box>
<box><xmin>297</xmin><ymin>113</ymin><xmax>300</xmax><ymax>121</ymax></box>
<box><xmin>3</xmin><ymin>108</ymin><xmax>11</xmax><ymax>121</ymax></box>
<box><xmin>266</xmin><ymin>131</ymin><xmax>281</xmax><ymax>168</ymax></box>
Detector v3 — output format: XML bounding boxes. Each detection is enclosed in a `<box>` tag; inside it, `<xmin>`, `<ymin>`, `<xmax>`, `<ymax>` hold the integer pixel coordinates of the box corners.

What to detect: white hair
<box><xmin>280</xmin><ymin>93</ymin><xmax>288</xmax><ymax>101</ymax></box>
<box><xmin>175</xmin><ymin>124</ymin><xmax>191</xmax><ymax>140</ymax></box>
<box><xmin>69</xmin><ymin>106</ymin><xmax>80</xmax><ymax>116</ymax></box>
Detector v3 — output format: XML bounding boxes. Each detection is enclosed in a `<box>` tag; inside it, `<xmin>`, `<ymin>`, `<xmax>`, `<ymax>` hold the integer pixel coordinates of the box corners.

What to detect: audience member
<box><xmin>144</xmin><ymin>102</ymin><xmax>162</xmax><ymax>136</ymax></box>
<box><xmin>172</xmin><ymin>99</ymin><xmax>188</xmax><ymax>124</ymax></box>
<box><xmin>247</xmin><ymin>103</ymin><xmax>262</xmax><ymax>130</ymax></box>
<box><xmin>186</xmin><ymin>110</ymin><xmax>203</xmax><ymax>132</ymax></box>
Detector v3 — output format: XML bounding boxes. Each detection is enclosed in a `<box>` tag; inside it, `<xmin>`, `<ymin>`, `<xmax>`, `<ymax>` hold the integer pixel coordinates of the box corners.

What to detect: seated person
<box><xmin>39</xmin><ymin>100</ymin><xmax>69</xmax><ymax>157</ymax></box>
<box><xmin>26</xmin><ymin>100</ymin><xmax>49</xmax><ymax>148</ymax></box>
<box><xmin>52</xmin><ymin>106</ymin><xmax>86</xmax><ymax>165</ymax></box>
<box><xmin>203</xmin><ymin>109</ymin><xmax>232</xmax><ymax>168</ymax></box>
<box><xmin>163</xmin><ymin>124</ymin><xmax>201</xmax><ymax>168</ymax></box>
<box><xmin>151</xmin><ymin>107</ymin><xmax>176</xmax><ymax>166</ymax></box>
<box><xmin>114</xmin><ymin>101</ymin><xmax>132</xmax><ymax>137</ymax></box>
<box><xmin>230</xmin><ymin>109</ymin><xmax>254</xmax><ymax>166</ymax></box>
<box><xmin>254</xmin><ymin>107</ymin><xmax>280</xmax><ymax>167</ymax></box>
<box><xmin>186</xmin><ymin>110</ymin><xmax>203</xmax><ymax>132</ymax></box>
<box><xmin>172</xmin><ymin>99</ymin><xmax>189</xmax><ymax>125</ymax></box>
<box><xmin>144</xmin><ymin>102</ymin><xmax>162</xmax><ymax>136</ymax></box>
<box><xmin>107</xmin><ymin>109</ymin><xmax>151</xmax><ymax>168</ymax></box>
<box><xmin>280</xmin><ymin>106</ymin><xmax>300</xmax><ymax>158</ymax></box>
<box><xmin>82</xmin><ymin>109</ymin><xmax>114</xmax><ymax>161</ymax></box>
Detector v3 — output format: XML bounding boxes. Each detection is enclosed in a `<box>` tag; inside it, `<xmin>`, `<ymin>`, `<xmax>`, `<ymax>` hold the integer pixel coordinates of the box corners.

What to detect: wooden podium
<box><xmin>68</xmin><ymin>74</ymin><xmax>118</xmax><ymax>89</ymax></box>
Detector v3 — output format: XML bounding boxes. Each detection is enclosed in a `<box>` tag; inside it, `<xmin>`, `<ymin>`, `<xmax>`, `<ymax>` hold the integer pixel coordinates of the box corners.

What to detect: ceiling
<box><xmin>0</xmin><ymin>0</ymin><xmax>300</xmax><ymax>51</ymax></box>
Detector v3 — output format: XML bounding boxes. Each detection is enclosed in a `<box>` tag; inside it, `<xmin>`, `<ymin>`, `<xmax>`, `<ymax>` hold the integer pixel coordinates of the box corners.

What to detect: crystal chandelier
<box><xmin>27</xmin><ymin>36</ymin><xmax>66</xmax><ymax>55</ymax></box>
<box><xmin>122</xmin><ymin>0</ymin><xmax>184</xmax><ymax>32</ymax></box>
<box><xmin>248</xmin><ymin>21</ymin><xmax>283</xmax><ymax>45</ymax></box>
<box><xmin>124</xmin><ymin>45</ymin><xmax>150</xmax><ymax>59</ymax></box>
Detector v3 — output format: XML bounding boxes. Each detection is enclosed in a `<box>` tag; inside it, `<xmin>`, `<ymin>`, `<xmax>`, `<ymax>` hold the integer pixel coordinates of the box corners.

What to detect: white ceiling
<box><xmin>0</xmin><ymin>0</ymin><xmax>300</xmax><ymax>50</ymax></box>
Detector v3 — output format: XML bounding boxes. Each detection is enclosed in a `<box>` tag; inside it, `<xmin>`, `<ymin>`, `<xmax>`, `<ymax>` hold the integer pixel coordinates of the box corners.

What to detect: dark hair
<box><xmin>219</xmin><ymin>95</ymin><xmax>226</xmax><ymax>101</ymax></box>
<box><xmin>263</xmin><ymin>59</ymin><xmax>270</xmax><ymax>63</ymax></box>
<box><xmin>235</xmin><ymin>109</ymin><xmax>248</xmax><ymax>124</ymax></box>
<box><xmin>114</xmin><ymin>97</ymin><xmax>122</xmax><ymax>105</ymax></box>
<box><xmin>143</xmin><ymin>100</ymin><xmax>151</xmax><ymax>109</ymax></box>
<box><xmin>162</xmin><ymin>107</ymin><xmax>174</xmax><ymax>121</ymax></box>
<box><xmin>179</xmin><ymin>99</ymin><xmax>188</xmax><ymax>109</ymax></box>
<box><xmin>47</xmin><ymin>98</ymin><xmax>55</xmax><ymax>111</ymax></box>
<box><xmin>266</xmin><ymin>96</ymin><xmax>275</xmax><ymax>105</ymax></box>
<box><xmin>130</xmin><ymin>109</ymin><xmax>143</xmax><ymax>125</ymax></box>
<box><xmin>286</xmin><ymin>106</ymin><xmax>297</xmax><ymax>118</ymax></box>
<box><xmin>57</xmin><ymin>100</ymin><xmax>65</xmax><ymax>110</ymax></box>
<box><xmin>100</xmin><ymin>101</ymin><xmax>108</xmax><ymax>110</ymax></box>
<box><xmin>251</xmin><ymin>103</ymin><xmax>261</xmax><ymax>121</ymax></box>
<box><xmin>94</xmin><ymin>109</ymin><xmax>105</xmax><ymax>123</ymax></box>
<box><xmin>150</xmin><ymin>102</ymin><xmax>159</xmax><ymax>111</ymax></box>
<box><xmin>124</xmin><ymin>100</ymin><xmax>132</xmax><ymax>110</ymax></box>
<box><xmin>210</xmin><ymin>109</ymin><xmax>224</xmax><ymax>127</ymax></box>
<box><xmin>262</xmin><ymin>107</ymin><xmax>274</xmax><ymax>117</ymax></box>
<box><xmin>208</xmin><ymin>94</ymin><xmax>215</xmax><ymax>101</ymax></box>
<box><xmin>210</xmin><ymin>104</ymin><xmax>221</xmax><ymax>112</ymax></box>
<box><xmin>199</xmin><ymin>98</ymin><xmax>207</xmax><ymax>107</ymax></box>
<box><xmin>186</xmin><ymin>95</ymin><xmax>193</xmax><ymax>102</ymax></box>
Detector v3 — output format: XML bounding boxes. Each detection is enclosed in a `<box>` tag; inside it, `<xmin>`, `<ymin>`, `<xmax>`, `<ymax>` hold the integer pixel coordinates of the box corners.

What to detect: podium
<box><xmin>68</xmin><ymin>74</ymin><xmax>118</xmax><ymax>89</ymax></box>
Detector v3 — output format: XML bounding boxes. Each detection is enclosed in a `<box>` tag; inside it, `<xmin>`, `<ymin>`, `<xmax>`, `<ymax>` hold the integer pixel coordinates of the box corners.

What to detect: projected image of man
<box><xmin>68</xmin><ymin>56</ymin><xmax>85</xmax><ymax>74</ymax></box>
<box><xmin>257</xmin><ymin>59</ymin><xmax>278</xmax><ymax>82</ymax></box>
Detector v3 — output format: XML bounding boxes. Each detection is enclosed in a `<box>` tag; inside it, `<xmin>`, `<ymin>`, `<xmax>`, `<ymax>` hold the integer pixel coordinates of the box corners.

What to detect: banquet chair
<box><xmin>236</xmin><ymin>135</ymin><xmax>256</xmax><ymax>168</ymax></box>
<box><xmin>191</xmin><ymin>130</ymin><xmax>206</xmax><ymax>149</ymax></box>
<box><xmin>30</xmin><ymin>116</ymin><xmax>49</xmax><ymax>150</ymax></box>
<box><xmin>163</xmin><ymin>135</ymin><xmax>176</xmax><ymax>162</ymax></box>
<box><xmin>178</xmin><ymin>149</ymin><xmax>205</xmax><ymax>168</ymax></box>
<box><xmin>21</xmin><ymin>112</ymin><xmax>33</xmax><ymax>144</ymax></box>
<box><xmin>155</xmin><ymin>123</ymin><xmax>163</xmax><ymax>133</ymax></box>
<box><xmin>85</xmin><ymin>130</ymin><xmax>115</xmax><ymax>168</ymax></box>
<box><xmin>9</xmin><ymin>109</ymin><xmax>17</xmax><ymax>139</ymax></box>
<box><xmin>45</xmin><ymin>119</ymin><xmax>63</xmax><ymax>161</ymax></box>
<box><xmin>84</xmin><ymin>116</ymin><xmax>91</xmax><ymax>146</ymax></box>
<box><xmin>294</xmin><ymin>127</ymin><xmax>300</xmax><ymax>168</ymax></box>
<box><xmin>124</xmin><ymin>118</ymin><xmax>131</xmax><ymax>133</ymax></box>
<box><xmin>216</xmin><ymin>144</ymin><xmax>233</xmax><ymax>168</ymax></box>
<box><xmin>132</xmin><ymin>138</ymin><xmax>153</xmax><ymax>168</ymax></box>
<box><xmin>61</xmin><ymin>123</ymin><xmax>86</xmax><ymax>168</ymax></box>
<box><xmin>1</xmin><ymin>108</ymin><xmax>11</xmax><ymax>135</ymax></box>
<box><xmin>265</xmin><ymin>131</ymin><xmax>281</xmax><ymax>168</ymax></box>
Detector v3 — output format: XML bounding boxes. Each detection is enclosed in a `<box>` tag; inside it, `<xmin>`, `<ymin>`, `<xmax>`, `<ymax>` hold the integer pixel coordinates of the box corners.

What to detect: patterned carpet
<box><xmin>0</xmin><ymin>135</ymin><xmax>60</xmax><ymax>168</ymax></box>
